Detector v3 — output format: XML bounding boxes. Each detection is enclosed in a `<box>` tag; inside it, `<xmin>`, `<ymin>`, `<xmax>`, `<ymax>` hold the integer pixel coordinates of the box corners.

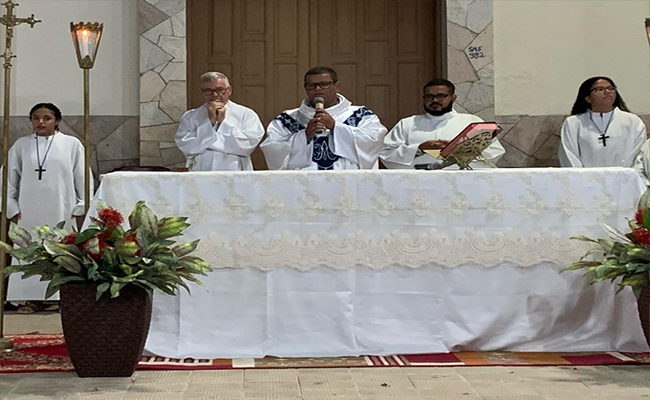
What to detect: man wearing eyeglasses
<box><xmin>175</xmin><ymin>72</ymin><xmax>264</xmax><ymax>171</ymax></box>
<box><xmin>380</xmin><ymin>78</ymin><xmax>504</xmax><ymax>169</ymax></box>
<box><xmin>261</xmin><ymin>66</ymin><xmax>387</xmax><ymax>170</ymax></box>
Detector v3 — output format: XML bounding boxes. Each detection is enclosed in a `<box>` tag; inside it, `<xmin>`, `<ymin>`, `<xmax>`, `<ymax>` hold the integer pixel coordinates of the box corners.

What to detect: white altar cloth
<box><xmin>91</xmin><ymin>168</ymin><xmax>650</xmax><ymax>358</ymax></box>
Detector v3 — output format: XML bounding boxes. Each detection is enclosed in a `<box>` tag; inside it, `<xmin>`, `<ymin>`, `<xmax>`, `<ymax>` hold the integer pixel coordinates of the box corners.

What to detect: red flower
<box><xmin>632</xmin><ymin>228</ymin><xmax>650</xmax><ymax>245</ymax></box>
<box><xmin>123</xmin><ymin>235</ymin><xmax>138</xmax><ymax>244</ymax></box>
<box><xmin>61</xmin><ymin>233</ymin><xmax>77</xmax><ymax>245</ymax></box>
<box><xmin>636</xmin><ymin>209</ymin><xmax>646</xmax><ymax>227</ymax></box>
<box><xmin>97</xmin><ymin>208</ymin><xmax>124</xmax><ymax>229</ymax></box>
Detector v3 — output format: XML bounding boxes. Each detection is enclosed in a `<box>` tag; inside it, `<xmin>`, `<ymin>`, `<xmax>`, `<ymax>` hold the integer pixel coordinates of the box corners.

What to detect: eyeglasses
<box><xmin>304</xmin><ymin>81</ymin><xmax>335</xmax><ymax>90</ymax></box>
<box><xmin>201</xmin><ymin>86</ymin><xmax>229</xmax><ymax>95</ymax></box>
<box><xmin>590</xmin><ymin>86</ymin><xmax>617</xmax><ymax>94</ymax></box>
<box><xmin>423</xmin><ymin>93</ymin><xmax>451</xmax><ymax>101</ymax></box>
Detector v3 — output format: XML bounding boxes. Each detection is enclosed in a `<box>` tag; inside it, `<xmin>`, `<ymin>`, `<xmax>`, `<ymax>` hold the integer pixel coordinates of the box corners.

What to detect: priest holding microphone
<box><xmin>261</xmin><ymin>66</ymin><xmax>387</xmax><ymax>170</ymax></box>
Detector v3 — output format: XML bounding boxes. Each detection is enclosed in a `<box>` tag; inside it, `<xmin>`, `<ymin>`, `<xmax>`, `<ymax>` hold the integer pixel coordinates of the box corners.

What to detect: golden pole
<box><xmin>0</xmin><ymin>0</ymin><xmax>40</xmax><ymax>352</ymax></box>
<box><xmin>83</xmin><ymin>68</ymin><xmax>89</xmax><ymax>215</ymax></box>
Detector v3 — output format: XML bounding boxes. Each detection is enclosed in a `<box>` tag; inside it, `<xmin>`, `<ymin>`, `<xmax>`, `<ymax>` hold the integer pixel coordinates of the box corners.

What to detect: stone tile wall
<box><xmin>138</xmin><ymin>0</ymin><xmax>187</xmax><ymax>168</ymax></box>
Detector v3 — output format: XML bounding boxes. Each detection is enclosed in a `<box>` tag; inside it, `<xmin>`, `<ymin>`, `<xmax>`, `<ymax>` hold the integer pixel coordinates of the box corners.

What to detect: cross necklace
<box><xmin>35</xmin><ymin>133</ymin><xmax>55</xmax><ymax>180</ymax></box>
<box><xmin>589</xmin><ymin>110</ymin><xmax>613</xmax><ymax>147</ymax></box>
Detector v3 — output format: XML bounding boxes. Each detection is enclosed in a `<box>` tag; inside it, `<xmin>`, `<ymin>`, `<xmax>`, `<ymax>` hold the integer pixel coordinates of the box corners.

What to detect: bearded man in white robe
<box><xmin>380</xmin><ymin>79</ymin><xmax>504</xmax><ymax>169</ymax></box>
<box><xmin>175</xmin><ymin>72</ymin><xmax>265</xmax><ymax>171</ymax></box>
<box><xmin>558</xmin><ymin>76</ymin><xmax>646</xmax><ymax>168</ymax></box>
<box><xmin>261</xmin><ymin>66</ymin><xmax>387</xmax><ymax>170</ymax></box>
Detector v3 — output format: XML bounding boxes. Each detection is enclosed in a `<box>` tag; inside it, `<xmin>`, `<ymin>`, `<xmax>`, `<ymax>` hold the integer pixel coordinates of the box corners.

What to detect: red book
<box><xmin>440</xmin><ymin>122</ymin><xmax>500</xmax><ymax>158</ymax></box>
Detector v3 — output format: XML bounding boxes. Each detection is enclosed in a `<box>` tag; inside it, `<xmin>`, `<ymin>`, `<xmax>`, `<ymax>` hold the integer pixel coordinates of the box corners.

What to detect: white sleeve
<box><xmin>174</xmin><ymin>110</ymin><xmax>218</xmax><ymax>158</ymax></box>
<box><xmin>72</xmin><ymin>140</ymin><xmax>91</xmax><ymax>217</ymax></box>
<box><xmin>207</xmin><ymin>109</ymin><xmax>265</xmax><ymax>157</ymax></box>
<box><xmin>2</xmin><ymin>144</ymin><xmax>22</xmax><ymax>219</ymax></box>
<box><xmin>558</xmin><ymin>119</ymin><xmax>583</xmax><ymax>167</ymax></box>
<box><xmin>261</xmin><ymin>118</ymin><xmax>312</xmax><ymax>170</ymax></box>
<box><xmin>380</xmin><ymin>120</ymin><xmax>420</xmax><ymax>169</ymax></box>
<box><xmin>627</xmin><ymin>117</ymin><xmax>648</xmax><ymax>167</ymax></box>
<box><xmin>633</xmin><ymin>140</ymin><xmax>650</xmax><ymax>186</ymax></box>
<box><xmin>331</xmin><ymin>112</ymin><xmax>387</xmax><ymax>169</ymax></box>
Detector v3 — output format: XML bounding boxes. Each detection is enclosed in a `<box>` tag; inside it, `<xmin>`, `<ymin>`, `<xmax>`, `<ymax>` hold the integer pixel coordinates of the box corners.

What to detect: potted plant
<box><xmin>1</xmin><ymin>201</ymin><xmax>211</xmax><ymax>377</ymax></box>
<box><xmin>564</xmin><ymin>190</ymin><xmax>650</xmax><ymax>346</ymax></box>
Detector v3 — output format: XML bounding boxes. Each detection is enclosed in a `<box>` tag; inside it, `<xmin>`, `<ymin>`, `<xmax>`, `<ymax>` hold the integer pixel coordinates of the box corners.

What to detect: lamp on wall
<box><xmin>70</xmin><ymin>22</ymin><xmax>103</xmax><ymax>215</ymax></box>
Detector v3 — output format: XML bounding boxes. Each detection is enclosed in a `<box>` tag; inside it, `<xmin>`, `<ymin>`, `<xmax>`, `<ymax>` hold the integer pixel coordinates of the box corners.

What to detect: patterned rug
<box><xmin>2</xmin><ymin>334</ymin><xmax>649</xmax><ymax>373</ymax></box>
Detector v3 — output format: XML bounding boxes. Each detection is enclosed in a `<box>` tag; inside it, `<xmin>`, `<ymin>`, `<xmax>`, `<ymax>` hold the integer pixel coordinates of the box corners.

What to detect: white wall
<box><xmin>494</xmin><ymin>0</ymin><xmax>650</xmax><ymax>116</ymax></box>
<box><xmin>0</xmin><ymin>0</ymin><xmax>138</xmax><ymax>116</ymax></box>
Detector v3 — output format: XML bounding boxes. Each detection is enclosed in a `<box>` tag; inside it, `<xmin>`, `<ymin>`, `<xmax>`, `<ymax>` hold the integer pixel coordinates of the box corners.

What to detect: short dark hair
<box><xmin>423</xmin><ymin>79</ymin><xmax>455</xmax><ymax>95</ymax></box>
<box><xmin>305</xmin><ymin>66</ymin><xmax>338</xmax><ymax>83</ymax></box>
<box><xmin>570</xmin><ymin>76</ymin><xmax>629</xmax><ymax>115</ymax></box>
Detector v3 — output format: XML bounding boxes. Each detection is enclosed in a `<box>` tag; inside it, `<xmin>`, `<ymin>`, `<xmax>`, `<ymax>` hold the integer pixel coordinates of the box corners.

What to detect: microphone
<box><xmin>313</xmin><ymin>97</ymin><xmax>326</xmax><ymax>137</ymax></box>
<box><xmin>414</xmin><ymin>163</ymin><xmax>444</xmax><ymax>170</ymax></box>
<box><xmin>314</xmin><ymin>97</ymin><xmax>324</xmax><ymax>111</ymax></box>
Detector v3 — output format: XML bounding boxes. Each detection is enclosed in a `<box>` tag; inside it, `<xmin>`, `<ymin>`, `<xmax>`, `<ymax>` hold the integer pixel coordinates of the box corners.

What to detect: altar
<box><xmin>91</xmin><ymin>168</ymin><xmax>650</xmax><ymax>358</ymax></box>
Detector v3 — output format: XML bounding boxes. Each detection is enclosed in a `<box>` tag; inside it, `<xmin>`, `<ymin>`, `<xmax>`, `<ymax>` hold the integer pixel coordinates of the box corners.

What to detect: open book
<box><xmin>439</xmin><ymin>122</ymin><xmax>500</xmax><ymax>159</ymax></box>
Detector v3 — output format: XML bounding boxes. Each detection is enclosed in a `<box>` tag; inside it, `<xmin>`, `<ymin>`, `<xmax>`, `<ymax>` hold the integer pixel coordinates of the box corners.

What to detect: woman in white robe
<box><xmin>4</xmin><ymin>103</ymin><xmax>88</xmax><ymax>311</ymax></box>
<box><xmin>558</xmin><ymin>76</ymin><xmax>646</xmax><ymax>168</ymax></box>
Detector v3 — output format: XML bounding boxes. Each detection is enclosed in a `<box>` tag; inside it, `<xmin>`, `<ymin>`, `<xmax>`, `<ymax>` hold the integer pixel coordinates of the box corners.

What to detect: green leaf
<box><xmin>56</xmin><ymin>220</ymin><xmax>67</xmax><ymax>230</ymax></box>
<box><xmin>177</xmin><ymin>256</ymin><xmax>211</xmax><ymax>274</ymax></box>
<box><xmin>115</xmin><ymin>237</ymin><xmax>140</xmax><ymax>257</ymax></box>
<box><xmin>74</xmin><ymin>228</ymin><xmax>101</xmax><ymax>244</ymax></box>
<box><xmin>620</xmin><ymin>274</ymin><xmax>649</xmax><ymax>288</ymax></box>
<box><xmin>638</xmin><ymin>188</ymin><xmax>650</xmax><ymax>209</ymax></box>
<box><xmin>602</xmin><ymin>224</ymin><xmax>632</xmax><ymax>244</ymax></box>
<box><xmin>157</xmin><ymin>217</ymin><xmax>190</xmax><ymax>239</ymax></box>
<box><xmin>570</xmin><ymin>235</ymin><xmax>598</xmax><ymax>243</ymax></box>
<box><xmin>54</xmin><ymin>255</ymin><xmax>82</xmax><ymax>273</ymax></box>
<box><xmin>43</xmin><ymin>241</ymin><xmax>84</xmax><ymax>259</ymax></box>
<box><xmin>562</xmin><ymin>260</ymin><xmax>601</xmax><ymax>272</ymax></box>
<box><xmin>172</xmin><ymin>240</ymin><xmax>200</xmax><ymax>258</ymax></box>
<box><xmin>95</xmin><ymin>282</ymin><xmax>110</xmax><ymax>300</ymax></box>
<box><xmin>110</xmin><ymin>282</ymin><xmax>126</xmax><ymax>298</ymax></box>
<box><xmin>130</xmin><ymin>201</ymin><xmax>158</xmax><ymax>237</ymax></box>
<box><xmin>8</xmin><ymin>223</ymin><xmax>32</xmax><ymax>248</ymax></box>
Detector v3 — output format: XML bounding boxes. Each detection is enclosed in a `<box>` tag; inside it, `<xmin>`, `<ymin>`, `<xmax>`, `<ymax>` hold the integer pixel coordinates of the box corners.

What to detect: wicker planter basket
<box><xmin>59</xmin><ymin>283</ymin><xmax>152</xmax><ymax>377</ymax></box>
<box><xmin>639</xmin><ymin>285</ymin><xmax>650</xmax><ymax>348</ymax></box>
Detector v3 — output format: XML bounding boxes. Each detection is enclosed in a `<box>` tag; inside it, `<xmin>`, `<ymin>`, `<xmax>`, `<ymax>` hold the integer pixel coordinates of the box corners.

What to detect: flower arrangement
<box><xmin>564</xmin><ymin>190</ymin><xmax>650</xmax><ymax>298</ymax></box>
<box><xmin>1</xmin><ymin>201</ymin><xmax>211</xmax><ymax>299</ymax></box>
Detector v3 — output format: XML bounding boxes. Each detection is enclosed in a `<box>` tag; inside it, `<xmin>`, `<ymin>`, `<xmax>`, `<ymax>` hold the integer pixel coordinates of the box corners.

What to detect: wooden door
<box><xmin>187</xmin><ymin>0</ymin><xmax>444</xmax><ymax>170</ymax></box>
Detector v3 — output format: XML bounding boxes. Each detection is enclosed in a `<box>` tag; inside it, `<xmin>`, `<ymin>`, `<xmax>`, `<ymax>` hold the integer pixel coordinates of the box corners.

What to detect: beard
<box><xmin>425</xmin><ymin>101</ymin><xmax>453</xmax><ymax>116</ymax></box>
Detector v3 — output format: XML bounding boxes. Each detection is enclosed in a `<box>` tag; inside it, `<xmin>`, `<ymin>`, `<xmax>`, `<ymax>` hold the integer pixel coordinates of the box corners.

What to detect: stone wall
<box><xmin>138</xmin><ymin>0</ymin><xmax>187</xmax><ymax>168</ymax></box>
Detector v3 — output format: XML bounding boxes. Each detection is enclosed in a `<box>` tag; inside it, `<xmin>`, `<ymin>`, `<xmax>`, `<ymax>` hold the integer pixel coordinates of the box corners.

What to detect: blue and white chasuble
<box><xmin>261</xmin><ymin>95</ymin><xmax>387</xmax><ymax>170</ymax></box>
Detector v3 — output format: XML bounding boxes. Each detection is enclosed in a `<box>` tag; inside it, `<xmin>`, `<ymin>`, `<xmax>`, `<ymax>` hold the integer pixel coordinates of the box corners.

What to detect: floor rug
<box><xmin>2</xmin><ymin>334</ymin><xmax>649</xmax><ymax>373</ymax></box>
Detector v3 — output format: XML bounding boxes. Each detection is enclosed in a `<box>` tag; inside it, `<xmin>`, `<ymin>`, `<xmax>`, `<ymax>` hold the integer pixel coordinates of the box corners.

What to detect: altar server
<box><xmin>559</xmin><ymin>76</ymin><xmax>646</xmax><ymax>168</ymax></box>
<box><xmin>261</xmin><ymin>66</ymin><xmax>387</xmax><ymax>170</ymax></box>
<box><xmin>175</xmin><ymin>72</ymin><xmax>265</xmax><ymax>171</ymax></box>
<box><xmin>4</xmin><ymin>103</ymin><xmax>89</xmax><ymax>310</ymax></box>
<box><xmin>380</xmin><ymin>78</ymin><xmax>504</xmax><ymax>169</ymax></box>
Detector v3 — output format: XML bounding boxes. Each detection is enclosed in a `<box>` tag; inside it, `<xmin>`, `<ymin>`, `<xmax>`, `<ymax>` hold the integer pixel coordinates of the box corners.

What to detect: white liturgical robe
<box><xmin>380</xmin><ymin>110</ymin><xmax>505</xmax><ymax>169</ymax></box>
<box><xmin>633</xmin><ymin>139</ymin><xmax>650</xmax><ymax>186</ymax></box>
<box><xmin>175</xmin><ymin>101</ymin><xmax>264</xmax><ymax>171</ymax></box>
<box><xmin>261</xmin><ymin>95</ymin><xmax>387</xmax><ymax>170</ymax></box>
<box><xmin>558</xmin><ymin>108</ymin><xmax>646</xmax><ymax>168</ymax></box>
<box><xmin>3</xmin><ymin>132</ymin><xmax>89</xmax><ymax>301</ymax></box>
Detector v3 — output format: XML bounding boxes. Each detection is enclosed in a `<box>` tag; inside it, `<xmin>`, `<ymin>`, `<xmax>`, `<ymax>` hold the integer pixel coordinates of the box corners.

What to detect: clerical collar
<box><xmin>588</xmin><ymin>107</ymin><xmax>616</xmax><ymax>117</ymax></box>
<box><xmin>424</xmin><ymin>109</ymin><xmax>457</xmax><ymax>120</ymax></box>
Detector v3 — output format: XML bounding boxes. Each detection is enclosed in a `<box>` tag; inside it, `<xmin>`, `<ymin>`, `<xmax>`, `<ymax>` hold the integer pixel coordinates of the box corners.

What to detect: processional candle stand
<box><xmin>0</xmin><ymin>0</ymin><xmax>40</xmax><ymax>353</ymax></box>
<box><xmin>70</xmin><ymin>21</ymin><xmax>103</xmax><ymax>216</ymax></box>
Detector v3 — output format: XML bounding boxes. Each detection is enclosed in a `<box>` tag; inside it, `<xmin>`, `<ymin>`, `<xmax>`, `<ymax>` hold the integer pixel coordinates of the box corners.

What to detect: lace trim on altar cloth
<box><xmin>198</xmin><ymin>229</ymin><xmax>594</xmax><ymax>271</ymax></box>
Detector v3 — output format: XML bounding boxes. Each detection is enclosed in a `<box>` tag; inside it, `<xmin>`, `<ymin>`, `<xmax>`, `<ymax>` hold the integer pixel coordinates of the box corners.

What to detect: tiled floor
<box><xmin>1</xmin><ymin>313</ymin><xmax>649</xmax><ymax>400</ymax></box>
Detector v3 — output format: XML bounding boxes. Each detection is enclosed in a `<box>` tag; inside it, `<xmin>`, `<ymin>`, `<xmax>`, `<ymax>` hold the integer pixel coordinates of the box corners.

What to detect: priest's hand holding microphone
<box><xmin>306</xmin><ymin>97</ymin><xmax>335</xmax><ymax>139</ymax></box>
